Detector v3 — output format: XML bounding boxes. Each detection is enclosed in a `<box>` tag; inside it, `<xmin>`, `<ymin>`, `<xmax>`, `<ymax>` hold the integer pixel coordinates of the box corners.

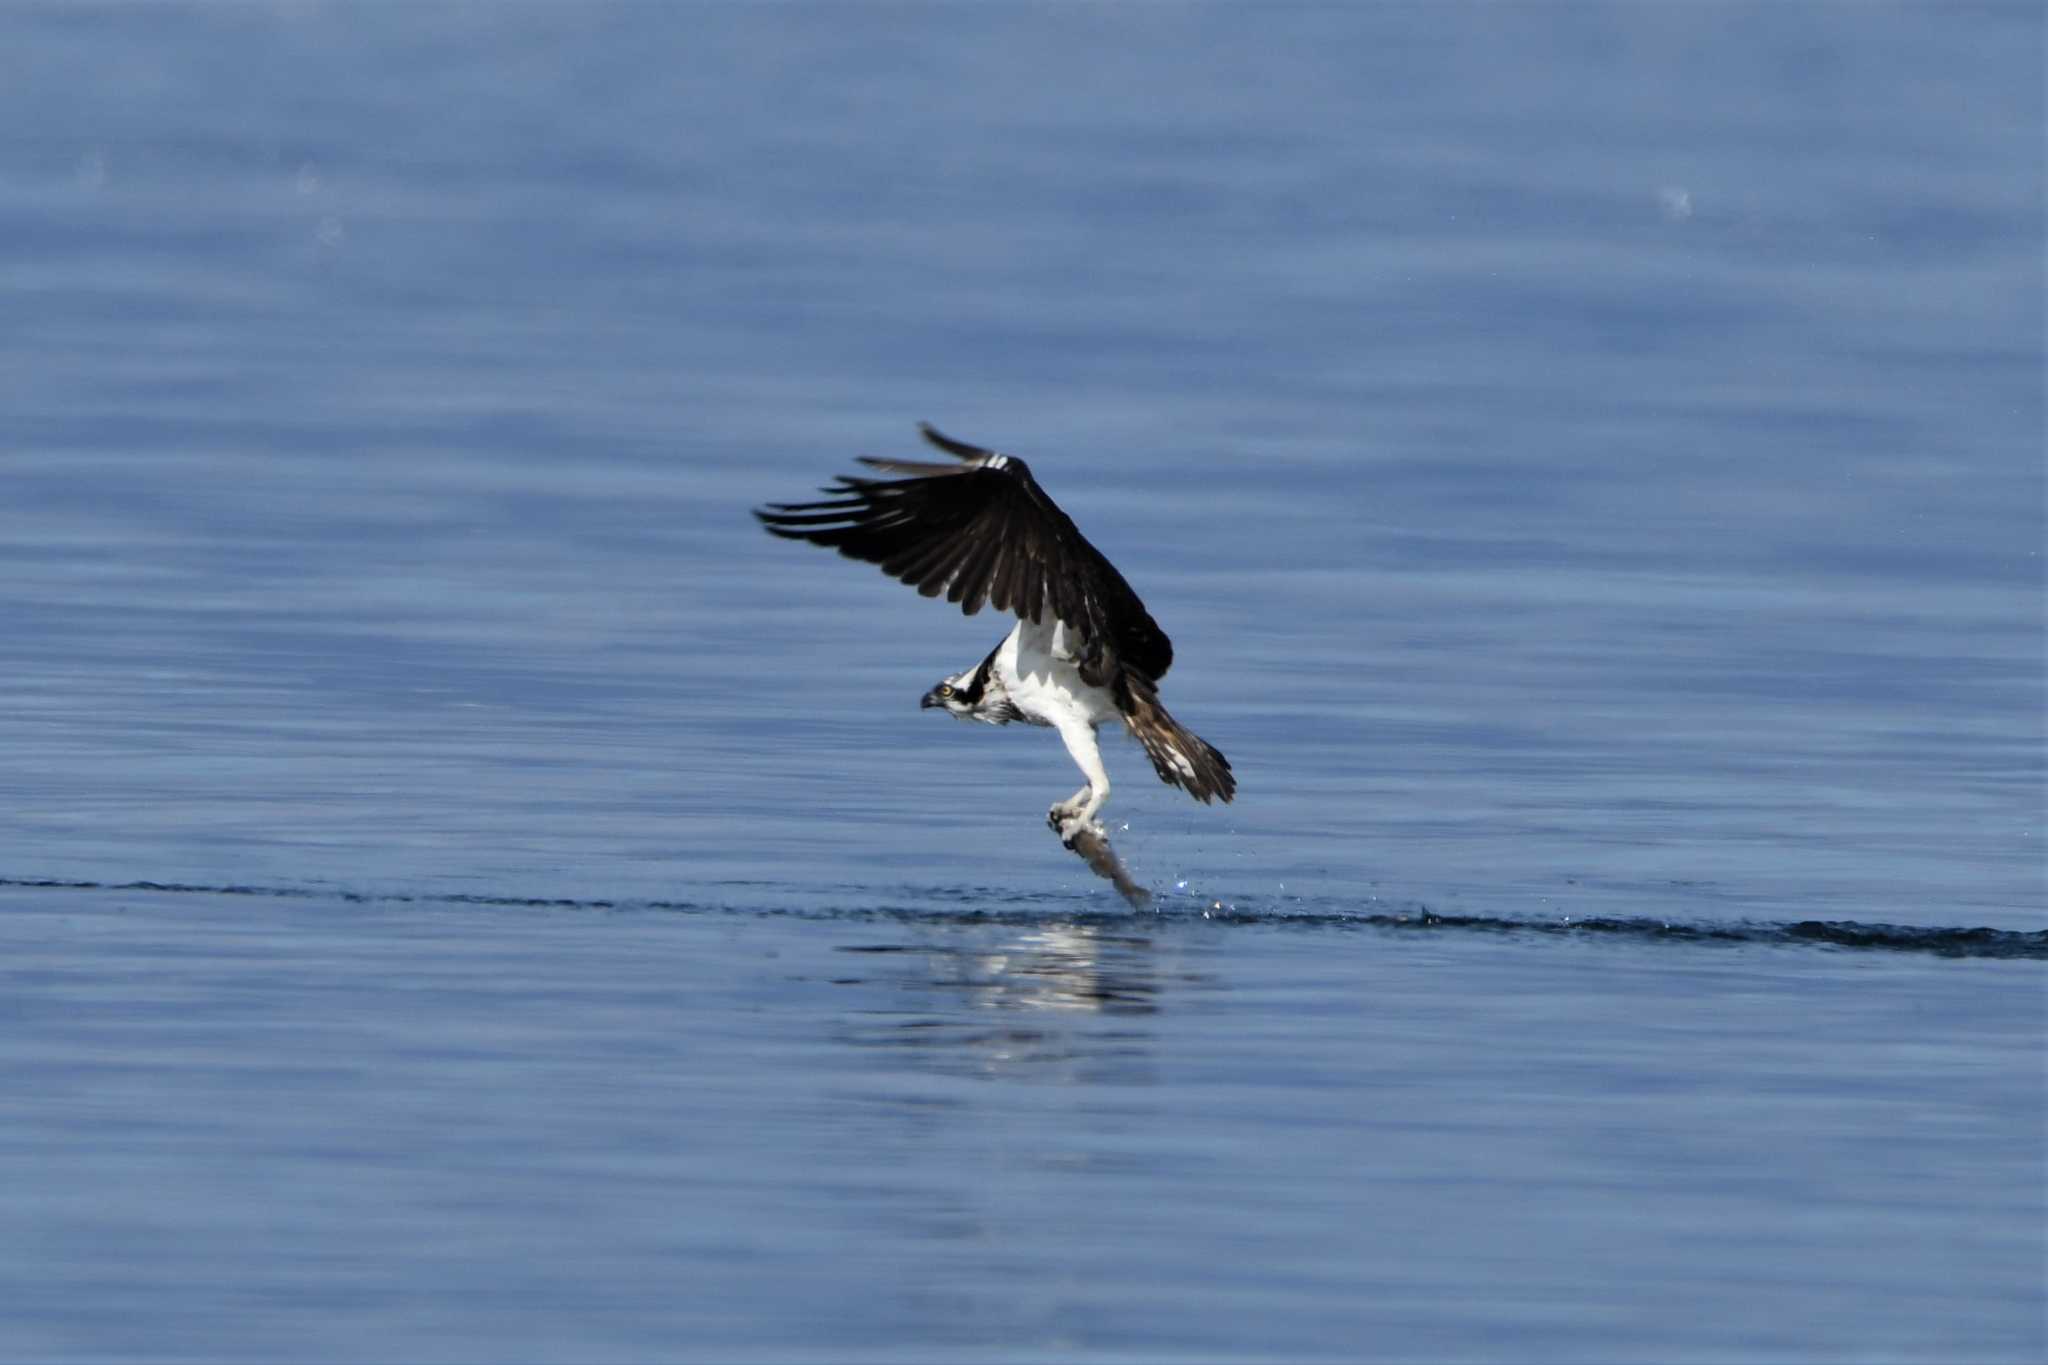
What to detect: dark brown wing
<box><xmin>754</xmin><ymin>424</ymin><xmax>1175</xmax><ymax>682</ymax></box>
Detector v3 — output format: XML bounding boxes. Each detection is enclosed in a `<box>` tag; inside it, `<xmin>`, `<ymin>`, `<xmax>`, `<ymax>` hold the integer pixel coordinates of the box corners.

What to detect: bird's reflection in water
<box><xmin>823</xmin><ymin>920</ymin><xmax>1200</xmax><ymax>1268</ymax></box>
<box><xmin>956</xmin><ymin>921</ymin><xmax>1157</xmax><ymax>1015</ymax></box>
<box><xmin>834</xmin><ymin>919</ymin><xmax>1190</xmax><ymax>1084</ymax></box>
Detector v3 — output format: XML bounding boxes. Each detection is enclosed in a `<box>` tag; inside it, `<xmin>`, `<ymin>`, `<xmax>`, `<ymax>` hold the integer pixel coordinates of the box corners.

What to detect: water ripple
<box><xmin>5</xmin><ymin>876</ymin><xmax>2041</xmax><ymax>961</ymax></box>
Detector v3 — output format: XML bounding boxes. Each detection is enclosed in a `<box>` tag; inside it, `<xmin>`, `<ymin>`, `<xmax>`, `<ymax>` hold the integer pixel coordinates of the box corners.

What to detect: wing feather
<box><xmin>854</xmin><ymin>457</ymin><xmax>964</xmax><ymax>476</ymax></box>
<box><xmin>896</xmin><ymin>534</ymin><xmax>965</xmax><ymax>596</ymax></box>
<box><xmin>915</xmin><ymin>423</ymin><xmax>997</xmax><ymax>461</ymax></box>
<box><xmin>880</xmin><ymin>534</ymin><xmax>949</xmax><ymax>582</ymax></box>
<box><xmin>947</xmin><ymin>522</ymin><xmax>1003</xmax><ymax>612</ymax></box>
<box><xmin>754</xmin><ymin>426</ymin><xmax>1175</xmax><ymax>680</ymax></box>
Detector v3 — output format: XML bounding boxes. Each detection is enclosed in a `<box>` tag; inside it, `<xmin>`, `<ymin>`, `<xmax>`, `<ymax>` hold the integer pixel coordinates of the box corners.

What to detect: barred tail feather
<box><xmin>1116</xmin><ymin>674</ymin><xmax>1235</xmax><ymax>804</ymax></box>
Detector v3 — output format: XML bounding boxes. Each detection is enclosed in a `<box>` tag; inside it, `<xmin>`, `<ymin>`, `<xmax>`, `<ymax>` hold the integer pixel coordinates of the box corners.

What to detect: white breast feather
<box><xmin>999</xmin><ymin>619</ymin><xmax>1119</xmax><ymax>729</ymax></box>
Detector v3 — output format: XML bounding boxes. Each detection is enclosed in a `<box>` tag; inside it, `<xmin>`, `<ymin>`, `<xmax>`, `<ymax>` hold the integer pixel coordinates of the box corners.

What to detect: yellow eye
<box><xmin>939</xmin><ymin>684</ymin><xmax>954</xmax><ymax>697</ymax></box>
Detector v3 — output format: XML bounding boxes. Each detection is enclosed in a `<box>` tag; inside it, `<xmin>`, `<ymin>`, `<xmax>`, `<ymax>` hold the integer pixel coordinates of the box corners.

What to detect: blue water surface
<box><xmin>2</xmin><ymin>5</ymin><xmax>2041</xmax><ymax>1362</ymax></box>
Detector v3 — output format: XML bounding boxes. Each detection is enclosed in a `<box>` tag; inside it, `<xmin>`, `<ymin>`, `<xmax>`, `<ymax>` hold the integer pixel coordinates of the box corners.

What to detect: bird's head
<box><xmin>920</xmin><ymin>671</ymin><xmax>976</xmax><ymax>718</ymax></box>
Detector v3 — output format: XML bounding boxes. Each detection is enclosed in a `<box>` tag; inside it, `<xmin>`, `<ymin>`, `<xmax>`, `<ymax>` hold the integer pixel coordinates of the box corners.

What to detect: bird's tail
<box><xmin>1116</xmin><ymin>673</ymin><xmax>1235</xmax><ymax>805</ymax></box>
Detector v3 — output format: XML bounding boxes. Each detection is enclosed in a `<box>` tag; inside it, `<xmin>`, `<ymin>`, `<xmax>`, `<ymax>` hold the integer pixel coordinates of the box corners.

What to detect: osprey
<box><xmin>755</xmin><ymin>423</ymin><xmax>1234</xmax><ymax>846</ymax></box>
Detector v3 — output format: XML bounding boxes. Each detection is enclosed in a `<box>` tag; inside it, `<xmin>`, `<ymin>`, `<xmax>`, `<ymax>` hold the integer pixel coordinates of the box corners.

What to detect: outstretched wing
<box><xmin>754</xmin><ymin>423</ymin><xmax>1174</xmax><ymax>682</ymax></box>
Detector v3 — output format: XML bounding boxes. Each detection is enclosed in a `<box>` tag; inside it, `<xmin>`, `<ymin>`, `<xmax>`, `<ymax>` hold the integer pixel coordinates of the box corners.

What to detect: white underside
<box><xmin>993</xmin><ymin>619</ymin><xmax>1120</xmax><ymax>838</ymax></box>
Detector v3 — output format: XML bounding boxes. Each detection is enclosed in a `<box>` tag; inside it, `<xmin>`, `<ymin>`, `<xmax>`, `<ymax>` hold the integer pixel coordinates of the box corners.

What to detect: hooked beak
<box><xmin>920</xmin><ymin>688</ymin><xmax>943</xmax><ymax>710</ymax></box>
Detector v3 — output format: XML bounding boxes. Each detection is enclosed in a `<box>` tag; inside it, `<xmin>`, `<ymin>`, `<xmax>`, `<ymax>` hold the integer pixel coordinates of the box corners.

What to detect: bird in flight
<box><xmin>755</xmin><ymin>423</ymin><xmax>1235</xmax><ymax>848</ymax></box>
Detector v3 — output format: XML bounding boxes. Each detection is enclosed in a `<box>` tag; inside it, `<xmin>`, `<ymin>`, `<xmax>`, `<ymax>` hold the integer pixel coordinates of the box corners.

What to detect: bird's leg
<box><xmin>1047</xmin><ymin>718</ymin><xmax>1110</xmax><ymax>848</ymax></box>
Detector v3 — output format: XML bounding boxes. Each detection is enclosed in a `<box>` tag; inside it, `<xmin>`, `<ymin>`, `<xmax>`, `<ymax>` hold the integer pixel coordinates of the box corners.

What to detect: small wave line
<box><xmin>2</xmin><ymin>876</ymin><xmax>2040</xmax><ymax>960</ymax></box>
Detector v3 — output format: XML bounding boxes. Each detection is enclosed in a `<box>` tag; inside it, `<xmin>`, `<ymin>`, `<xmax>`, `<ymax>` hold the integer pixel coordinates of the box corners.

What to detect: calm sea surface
<box><xmin>3</xmin><ymin>6</ymin><xmax>2041</xmax><ymax>1362</ymax></box>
